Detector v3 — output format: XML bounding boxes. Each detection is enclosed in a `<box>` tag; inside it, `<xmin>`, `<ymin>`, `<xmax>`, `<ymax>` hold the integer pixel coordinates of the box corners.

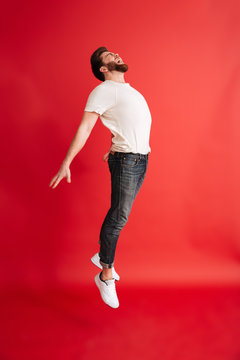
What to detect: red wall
<box><xmin>1</xmin><ymin>0</ymin><xmax>240</xmax><ymax>288</ymax></box>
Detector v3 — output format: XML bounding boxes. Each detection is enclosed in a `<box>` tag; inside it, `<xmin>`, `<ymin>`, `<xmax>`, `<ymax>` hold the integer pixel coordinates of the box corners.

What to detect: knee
<box><xmin>103</xmin><ymin>207</ymin><xmax>131</xmax><ymax>232</ymax></box>
<box><xmin>116</xmin><ymin>212</ymin><xmax>129</xmax><ymax>229</ymax></box>
<box><xmin>106</xmin><ymin>212</ymin><xmax>129</xmax><ymax>231</ymax></box>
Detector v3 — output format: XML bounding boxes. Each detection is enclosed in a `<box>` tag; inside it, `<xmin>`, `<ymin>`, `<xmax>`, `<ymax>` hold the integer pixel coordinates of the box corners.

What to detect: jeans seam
<box><xmin>118</xmin><ymin>160</ymin><xmax>122</xmax><ymax>222</ymax></box>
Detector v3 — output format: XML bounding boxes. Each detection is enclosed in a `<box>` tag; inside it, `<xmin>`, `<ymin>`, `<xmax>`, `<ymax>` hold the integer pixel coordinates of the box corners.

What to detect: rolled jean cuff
<box><xmin>100</xmin><ymin>260</ymin><xmax>114</xmax><ymax>269</ymax></box>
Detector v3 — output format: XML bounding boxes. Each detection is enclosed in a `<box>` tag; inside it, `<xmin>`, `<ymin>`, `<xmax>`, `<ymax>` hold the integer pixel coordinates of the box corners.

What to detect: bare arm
<box><xmin>62</xmin><ymin>111</ymin><xmax>99</xmax><ymax>166</ymax></box>
<box><xmin>49</xmin><ymin>111</ymin><xmax>99</xmax><ymax>189</ymax></box>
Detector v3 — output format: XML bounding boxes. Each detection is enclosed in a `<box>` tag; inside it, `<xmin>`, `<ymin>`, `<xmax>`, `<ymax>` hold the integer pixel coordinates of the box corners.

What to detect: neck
<box><xmin>104</xmin><ymin>71</ymin><xmax>126</xmax><ymax>83</ymax></box>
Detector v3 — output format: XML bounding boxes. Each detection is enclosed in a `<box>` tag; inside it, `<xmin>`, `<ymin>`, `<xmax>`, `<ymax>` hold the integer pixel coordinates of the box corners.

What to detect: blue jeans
<box><xmin>99</xmin><ymin>151</ymin><xmax>149</xmax><ymax>268</ymax></box>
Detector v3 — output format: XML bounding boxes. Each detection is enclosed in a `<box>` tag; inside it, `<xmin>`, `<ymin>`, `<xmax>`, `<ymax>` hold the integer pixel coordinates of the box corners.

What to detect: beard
<box><xmin>106</xmin><ymin>61</ymin><xmax>128</xmax><ymax>73</ymax></box>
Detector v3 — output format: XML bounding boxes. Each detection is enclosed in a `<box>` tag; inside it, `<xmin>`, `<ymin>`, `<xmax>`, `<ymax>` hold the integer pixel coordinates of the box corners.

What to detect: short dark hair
<box><xmin>90</xmin><ymin>46</ymin><xmax>109</xmax><ymax>81</ymax></box>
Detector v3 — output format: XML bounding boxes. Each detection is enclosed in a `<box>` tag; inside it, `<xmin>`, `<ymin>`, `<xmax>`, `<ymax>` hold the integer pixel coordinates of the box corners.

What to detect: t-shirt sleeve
<box><xmin>84</xmin><ymin>85</ymin><xmax>116</xmax><ymax>116</ymax></box>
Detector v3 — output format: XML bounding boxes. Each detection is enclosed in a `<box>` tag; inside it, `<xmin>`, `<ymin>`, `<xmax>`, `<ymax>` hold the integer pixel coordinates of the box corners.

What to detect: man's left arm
<box><xmin>102</xmin><ymin>133</ymin><xmax>114</xmax><ymax>162</ymax></box>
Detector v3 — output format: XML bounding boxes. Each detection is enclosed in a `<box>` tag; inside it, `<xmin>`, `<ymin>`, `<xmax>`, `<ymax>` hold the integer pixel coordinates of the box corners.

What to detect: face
<box><xmin>100</xmin><ymin>51</ymin><xmax>128</xmax><ymax>75</ymax></box>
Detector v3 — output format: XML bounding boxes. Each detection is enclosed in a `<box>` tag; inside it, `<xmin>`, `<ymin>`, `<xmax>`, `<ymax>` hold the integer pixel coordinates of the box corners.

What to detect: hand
<box><xmin>49</xmin><ymin>162</ymin><xmax>71</xmax><ymax>189</ymax></box>
<box><xmin>102</xmin><ymin>151</ymin><xmax>110</xmax><ymax>162</ymax></box>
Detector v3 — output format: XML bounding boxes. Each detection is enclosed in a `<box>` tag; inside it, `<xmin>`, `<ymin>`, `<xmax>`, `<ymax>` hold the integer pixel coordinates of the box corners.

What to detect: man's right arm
<box><xmin>49</xmin><ymin>111</ymin><xmax>98</xmax><ymax>189</ymax></box>
<box><xmin>62</xmin><ymin>111</ymin><xmax>99</xmax><ymax>166</ymax></box>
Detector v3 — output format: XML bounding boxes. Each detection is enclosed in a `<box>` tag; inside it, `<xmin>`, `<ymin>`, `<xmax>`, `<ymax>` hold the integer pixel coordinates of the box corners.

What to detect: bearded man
<box><xmin>49</xmin><ymin>46</ymin><xmax>152</xmax><ymax>309</ymax></box>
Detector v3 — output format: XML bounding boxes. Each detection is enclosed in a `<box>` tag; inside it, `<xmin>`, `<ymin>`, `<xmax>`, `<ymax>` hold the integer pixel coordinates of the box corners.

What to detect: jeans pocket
<box><xmin>121</xmin><ymin>156</ymin><xmax>139</xmax><ymax>168</ymax></box>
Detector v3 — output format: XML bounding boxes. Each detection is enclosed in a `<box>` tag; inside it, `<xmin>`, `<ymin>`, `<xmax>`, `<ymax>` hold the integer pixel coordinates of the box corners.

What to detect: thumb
<box><xmin>67</xmin><ymin>170</ymin><xmax>71</xmax><ymax>183</ymax></box>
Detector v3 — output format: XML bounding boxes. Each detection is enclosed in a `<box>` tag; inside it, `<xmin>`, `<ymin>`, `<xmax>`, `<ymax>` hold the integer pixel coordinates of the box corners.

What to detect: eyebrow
<box><xmin>105</xmin><ymin>52</ymin><xmax>113</xmax><ymax>58</ymax></box>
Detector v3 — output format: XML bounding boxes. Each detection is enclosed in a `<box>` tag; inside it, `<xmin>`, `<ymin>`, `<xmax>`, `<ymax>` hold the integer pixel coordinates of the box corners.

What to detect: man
<box><xmin>49</xmin><ymin>46</ymin><xmax>152</xmax><ymax>309</ymax></box>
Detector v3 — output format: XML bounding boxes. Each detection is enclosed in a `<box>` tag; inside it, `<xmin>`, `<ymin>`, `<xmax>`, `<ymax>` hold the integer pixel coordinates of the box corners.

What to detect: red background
<box><xmin>1</xmin><ymin>0</ymin><xmax>240</xmax><ymax>288</ymax></box>
<box><xmin>1</xmin><ymin>1</ymin><xmax>240</xmax><ymax>359</ymax></box>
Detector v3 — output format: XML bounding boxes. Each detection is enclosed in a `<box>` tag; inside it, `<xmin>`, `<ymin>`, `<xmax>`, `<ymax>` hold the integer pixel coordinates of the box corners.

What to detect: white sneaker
<box><xmin>95</xmin><ymin>271</ymin><xmax>119</xmax><ymax>308</ymax></box>
<box><xmin>91</xmin><ymin>253</ymin><xmax>120</xmax><ymax>281</ymax></box>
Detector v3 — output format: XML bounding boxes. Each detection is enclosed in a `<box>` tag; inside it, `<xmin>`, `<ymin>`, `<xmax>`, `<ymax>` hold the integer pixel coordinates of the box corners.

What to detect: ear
<box><xmin>100</xmin><ymin>66</ymin><xmax>108</xmax><ymax>73</ymax></box>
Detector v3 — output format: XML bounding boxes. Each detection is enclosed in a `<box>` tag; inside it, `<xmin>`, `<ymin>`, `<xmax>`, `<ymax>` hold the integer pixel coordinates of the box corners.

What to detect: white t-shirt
<box><xmin>84</xmin><ymin>79</ymin><xmax>152</xmax><ymax>154</ymax></box>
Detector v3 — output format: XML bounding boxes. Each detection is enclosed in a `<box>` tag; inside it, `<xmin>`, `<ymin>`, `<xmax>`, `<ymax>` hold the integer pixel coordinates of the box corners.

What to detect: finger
<box><xmin>102</xmin><ymin>153</ymin><xmax>109</xmax><ymax>161</ymax></box>
<box><xmin>49</xmin><ymin>175</ymin><xmax>58</xmax><ymax>187</ymax></box>
<box><xmin>52</xmin><ymin>178</ymin><xmax>61</xmax><ymax>189</ymax></box>
<box><xmin>51</xmin><ymin>175</ymin><xmax>62</xmax><ymax>189</ymax></box>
